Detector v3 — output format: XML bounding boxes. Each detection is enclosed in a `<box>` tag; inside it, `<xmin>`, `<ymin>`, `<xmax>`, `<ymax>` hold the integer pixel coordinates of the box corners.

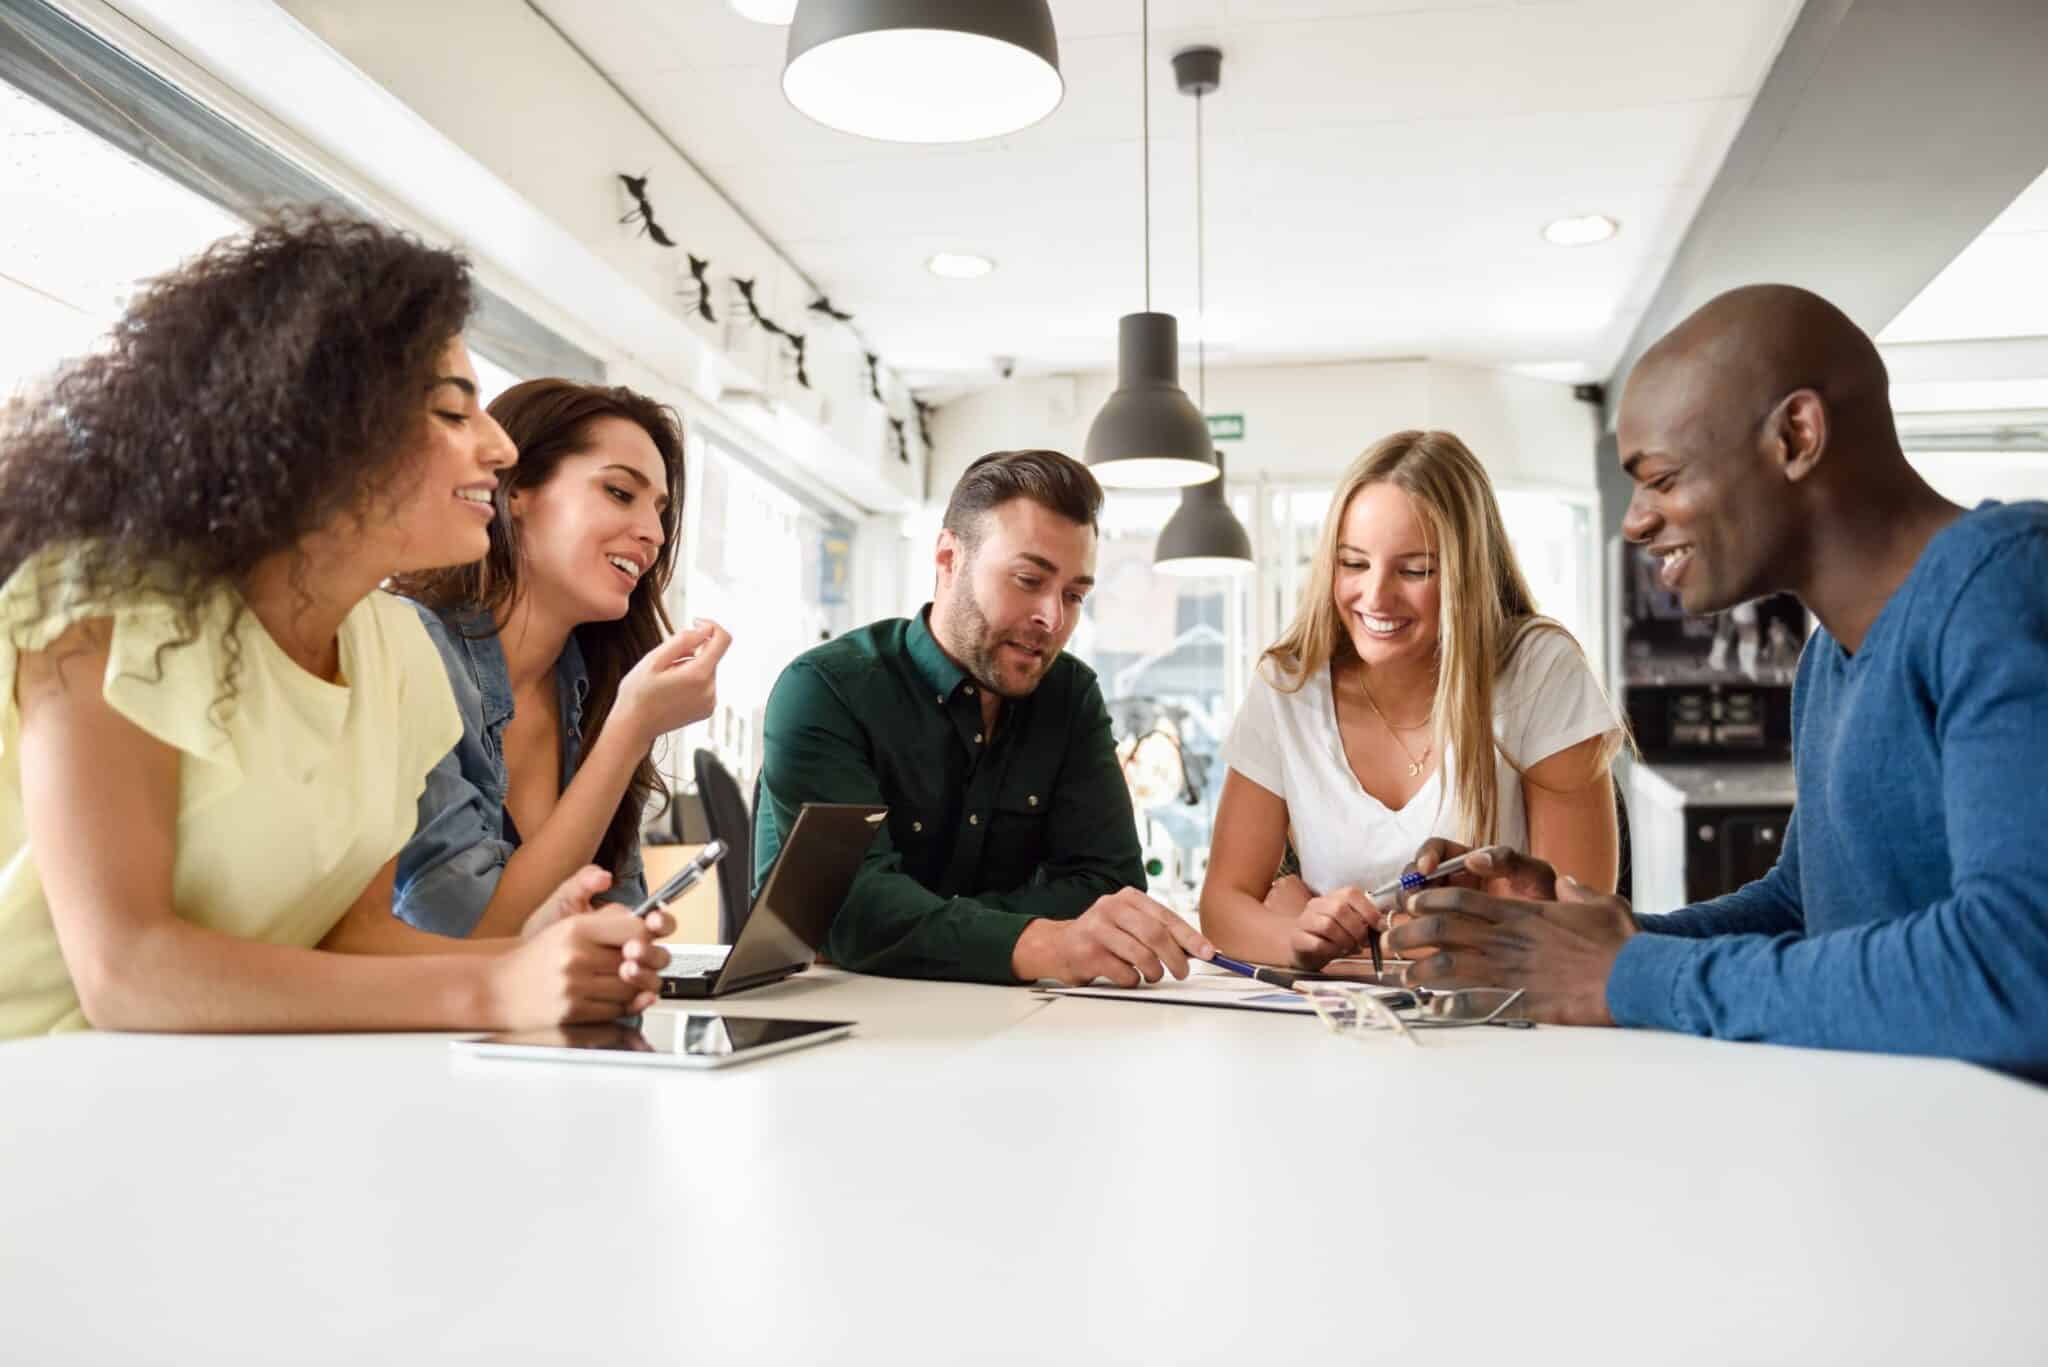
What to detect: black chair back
<box><xmin>1615</xmin><ymin>774</ymin><xmax>1633</xmax><ymax>905</ymax></box>
<box><xmin>692</xmin><ymin>749</ymin><xmax>753</xmax><ymax>944</ymax></box>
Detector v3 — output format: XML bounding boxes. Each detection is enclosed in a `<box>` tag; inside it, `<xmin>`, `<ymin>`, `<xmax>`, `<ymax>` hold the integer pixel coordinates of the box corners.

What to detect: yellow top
<box><xmin>0</xmin><ymin>552</ymin><xmax>461</xmax><ymax>1037</ymax></box>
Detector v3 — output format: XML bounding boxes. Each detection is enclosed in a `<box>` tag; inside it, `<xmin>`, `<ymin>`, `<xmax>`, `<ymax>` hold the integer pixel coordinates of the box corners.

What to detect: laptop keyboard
<box><xmin>660</xmin><ymin>949</ymin><xmax>730</xmax><ymax>979</ymax></box>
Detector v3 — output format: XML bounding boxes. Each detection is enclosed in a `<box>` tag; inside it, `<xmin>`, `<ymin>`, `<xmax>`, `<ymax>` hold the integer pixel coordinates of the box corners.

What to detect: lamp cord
<box><xmin>1142</xmin><ymin>0</ymin><xmax>1151</xmax><ymax>312</ymax></box>
<box><xmin>1196</xmin><ymin>86</ymin><xmax>1205</xmax><ymax>410</ymax></box>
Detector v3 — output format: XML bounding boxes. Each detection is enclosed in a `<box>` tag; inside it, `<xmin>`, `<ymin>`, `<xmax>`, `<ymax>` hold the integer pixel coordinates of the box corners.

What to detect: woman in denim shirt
<box><xmin>392</xmin><ymin>380</ymin><xmax>729</xmax><ymax>938</ymax></box>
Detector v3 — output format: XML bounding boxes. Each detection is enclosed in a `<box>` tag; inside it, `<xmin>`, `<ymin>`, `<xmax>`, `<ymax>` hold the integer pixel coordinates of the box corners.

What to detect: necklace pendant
<box><xmin>1406</xmin><ymin>760</ymin><xmax>1423</xmax><ymax>777</ymax></box>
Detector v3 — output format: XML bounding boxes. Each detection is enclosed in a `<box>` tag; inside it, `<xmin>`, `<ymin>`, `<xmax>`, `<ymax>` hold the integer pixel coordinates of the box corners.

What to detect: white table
<box><xmin>2</xmin><ymin>968</ymin><xmax>2043</xmax><ymax>1365</ymax></box>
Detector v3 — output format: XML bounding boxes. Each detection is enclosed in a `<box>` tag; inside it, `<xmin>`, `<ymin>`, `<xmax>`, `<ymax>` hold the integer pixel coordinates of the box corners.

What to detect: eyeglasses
<box><xmin>1301</xmin><ymin>982</ymin><xmax>1529</xmax><ymax>1045</ymax></box>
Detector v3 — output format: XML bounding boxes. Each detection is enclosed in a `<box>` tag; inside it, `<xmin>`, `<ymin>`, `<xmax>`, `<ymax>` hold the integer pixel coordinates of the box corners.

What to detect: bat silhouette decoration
<box><xmin>808</xmin><ymin>295</ymin><xmax>854</xmax><ymax>324</ymax></box>
<box><xmin>888</xmin><ymin>416</ymin><xmax>909</xmax><ymax>464</ymax></box>
<box><xmin>733</xmin><ymin>277</ymin><xmax>786</xmax><ymax>336</ymax></box>
<box><xmin>913</xmin><ymin>397</ymin><xmax>936</xmax><ymax>449</ymax></box>
<box><xmin>864</xmin><ymin>352</ymin><xmax>883</xmax><ymax>404</ymax></box>
<box><xmin>618</xmin><ymin>174</ymin><xmax>675</xmax><ymax>247</ymax></box>
<box><xmin>678</xmin><ymin>255</ymin><xmax>717</xmax><ymax>324</ymax></box>
<box><xmin>731</xmin><ymin>278</ymin><xmax>810</xmax><ymax>387</ymax></box>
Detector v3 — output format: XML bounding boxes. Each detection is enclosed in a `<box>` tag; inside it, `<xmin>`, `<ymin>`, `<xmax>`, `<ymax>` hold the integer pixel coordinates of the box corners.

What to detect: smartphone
<box><xmin>630</xmin><ymin>838</ymin><xmax>727</xmax><ymax>919</ymax></box>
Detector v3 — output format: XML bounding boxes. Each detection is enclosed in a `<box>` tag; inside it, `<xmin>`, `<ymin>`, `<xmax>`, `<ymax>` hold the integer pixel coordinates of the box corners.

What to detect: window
<box><xmin>1065</xmin><ymin>490</ymin><xmax>1253</xmax><ymax>904</ymax></box>
<box><xmin>0</xmin><ymin>79</ymin><xmax>244</xmax><ymax>401</ymax></box>
<box><xmin>671</xmin><ymin>431</ymin><xmax>857</xmax><ymax>795</ymax></box>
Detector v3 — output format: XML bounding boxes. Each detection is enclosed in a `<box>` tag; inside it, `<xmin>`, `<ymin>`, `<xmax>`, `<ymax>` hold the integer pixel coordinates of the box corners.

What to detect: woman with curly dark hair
<box><xmin>0</xmin><ymin>211</ymin><xmax>673</xmax><ymax>1038</ymax></box>
<box><xmin>389</xmin><ymin>379</ymin><xmax>728</xmax><ymax>939</ymax></box>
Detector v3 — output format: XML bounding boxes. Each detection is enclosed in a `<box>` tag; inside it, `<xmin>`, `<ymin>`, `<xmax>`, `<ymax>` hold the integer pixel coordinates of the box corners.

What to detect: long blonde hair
<box><xmin>1263</xmin><ymin>430</ymin><xmax>1606</xmax><ymax>846</ymax></box>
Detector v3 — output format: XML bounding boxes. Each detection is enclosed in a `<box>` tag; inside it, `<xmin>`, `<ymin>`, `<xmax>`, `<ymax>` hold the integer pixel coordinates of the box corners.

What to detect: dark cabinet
<box><xmin>1684</xmin><ymin>806</ymin><xmax>1788</xmax><ymax>906</ymax></box>
<box><xmin>1629</xmin><ymin>763</ymin><xmax>1795</xmax><ymax>914</ymax></box>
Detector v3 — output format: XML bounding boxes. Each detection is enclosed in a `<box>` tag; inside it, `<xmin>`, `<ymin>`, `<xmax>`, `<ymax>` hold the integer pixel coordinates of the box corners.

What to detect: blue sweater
<box><xmin>1607</xmin><ymin>501</ymin><xmax>2048</xmax><ymax>1076</ymax></box>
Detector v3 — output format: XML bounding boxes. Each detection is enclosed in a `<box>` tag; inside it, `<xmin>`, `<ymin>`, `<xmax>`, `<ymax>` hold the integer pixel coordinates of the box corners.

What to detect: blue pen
<box><xmin>1207</xmin><ymin>953</ymin><xmax>1315</xmax><ymax>989</ymax></box>
<box><xmin>1367</xmin><ymin>844</ymin><xmax>1511</xmax><ymax>906</ymax></box>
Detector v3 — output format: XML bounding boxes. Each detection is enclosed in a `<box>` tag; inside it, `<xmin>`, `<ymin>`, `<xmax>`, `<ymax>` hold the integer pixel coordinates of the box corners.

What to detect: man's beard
<box><xmin>943</xmin><ymin>574</ymin><xmax>1054</xmax><ymax>700</ymax></box>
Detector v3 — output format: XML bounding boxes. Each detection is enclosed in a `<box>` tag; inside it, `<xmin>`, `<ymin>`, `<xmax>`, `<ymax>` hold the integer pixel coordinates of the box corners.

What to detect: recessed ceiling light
<box><xmin>1542</xmin><ymin>214</ymin><xmax>1620</xmax><ymax>247</ymax></box>
<box><xmin>729</xmin><ymin>0</ymin><xmax>798</xmax><ymax>22</ymax></box>
<box><xmin>926</xmin><ymin>252</ymin><xmax>995</xmax><ymax>280</ymax></box>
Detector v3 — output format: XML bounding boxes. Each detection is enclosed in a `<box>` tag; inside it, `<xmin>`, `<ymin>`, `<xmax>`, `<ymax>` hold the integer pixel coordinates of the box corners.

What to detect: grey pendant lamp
<box><xmin>1083</xmin><ymin>0</ymin><xmax>1218</xmax><ymax>490</ymax></box>
<box><xmin>1155</xmin><ymin>45</ymin><xmax>1253</xmax><ymax>577</ymax></box>
<box><xmin>783</xmin><ymin>0</ymin><xmax>1064</xmax><ymax>143</ymax></box>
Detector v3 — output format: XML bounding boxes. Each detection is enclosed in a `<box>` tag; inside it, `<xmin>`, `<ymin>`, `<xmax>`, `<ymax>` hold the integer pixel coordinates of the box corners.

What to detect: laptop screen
<box><xmin>716</xmin><ymin>803</ymin><xmax>886</xmax><ymax>986</ymax></box>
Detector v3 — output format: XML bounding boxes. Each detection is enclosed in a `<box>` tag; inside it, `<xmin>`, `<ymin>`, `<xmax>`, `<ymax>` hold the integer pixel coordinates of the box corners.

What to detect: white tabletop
<box><xmin>2</xmin><ymin>967</ymin><xmax>2042</xmax><ymax>1365</ymax></box>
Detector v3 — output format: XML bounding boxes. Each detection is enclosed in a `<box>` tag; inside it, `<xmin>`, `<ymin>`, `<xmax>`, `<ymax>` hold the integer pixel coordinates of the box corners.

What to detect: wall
<box><xmin>929</xmin><ymin>357</ymin><xmax>1600</xmax><ymax>494</ymax></box>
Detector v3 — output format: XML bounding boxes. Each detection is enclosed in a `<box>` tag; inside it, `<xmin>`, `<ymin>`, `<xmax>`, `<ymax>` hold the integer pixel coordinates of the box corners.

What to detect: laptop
<box><xmin>658</xmin><ymin>802</ymin><xmax>886</xmax><ymax>999</ymax></box>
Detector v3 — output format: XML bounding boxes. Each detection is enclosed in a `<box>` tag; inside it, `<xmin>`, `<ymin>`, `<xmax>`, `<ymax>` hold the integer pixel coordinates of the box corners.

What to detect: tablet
<box><xmin>453</xmin><ymin>1013</ymin><xmax>854</xmax><ymax>1070</ymax></box>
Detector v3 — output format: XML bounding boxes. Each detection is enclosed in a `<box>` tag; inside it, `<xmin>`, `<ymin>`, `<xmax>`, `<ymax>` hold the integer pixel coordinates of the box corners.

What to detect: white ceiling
<box><xmin>533</xmin><ymin>0</ymin><xmax>1804</xmax><ymax>389</ymax></box>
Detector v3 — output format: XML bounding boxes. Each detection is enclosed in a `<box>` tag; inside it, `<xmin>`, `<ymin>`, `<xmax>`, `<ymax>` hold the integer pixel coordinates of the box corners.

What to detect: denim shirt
<box><xmin>394</xmin><ymin>606</ymin><xmax>646</xmax><ymax>937</ymax></box>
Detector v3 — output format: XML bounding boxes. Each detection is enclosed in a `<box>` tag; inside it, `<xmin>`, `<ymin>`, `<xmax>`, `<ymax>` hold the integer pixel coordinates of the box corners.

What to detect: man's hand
<box><xmin>1404</xmin><ymin>838</ymin><xmax>1563</xmax><ymax>905</ymax></box>
<box><xmin>1384</xmin><ymin>876</ymin><xmax>1637</xmax><ymax>1026</ymax></box>
<box><xmin>1012</xmin><ymin>888</ymin><xmax>1215</xmax><ymax>987</ymax></box>
<box><xmin>1290</xmin><ymin>885</ymin><xmax>1381</xmax><ymax>969</ymax></box>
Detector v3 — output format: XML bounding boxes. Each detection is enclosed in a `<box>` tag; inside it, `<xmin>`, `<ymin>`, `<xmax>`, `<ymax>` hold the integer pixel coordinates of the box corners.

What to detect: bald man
<box><xmin>1387</xmin><ymin>284</ymin><xmax>2048</xmax><ymax>1076</ymax></box>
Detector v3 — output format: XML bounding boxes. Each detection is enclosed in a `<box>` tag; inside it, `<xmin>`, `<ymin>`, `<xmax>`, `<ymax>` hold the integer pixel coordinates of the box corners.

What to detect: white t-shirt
<box><xmin>1221</xmin><ymin>628</ymin><xmax>1618</xmax><ymax>898</ymax></box>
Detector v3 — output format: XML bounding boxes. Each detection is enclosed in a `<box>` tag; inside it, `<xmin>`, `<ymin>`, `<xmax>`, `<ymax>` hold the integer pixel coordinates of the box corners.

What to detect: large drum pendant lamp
<box><xmin>1154</xmin><ymin>44</ymin><xmax>1253</xmax><ymax>576</ymax></box>
<box><xmin>1083</xmin><ymin>0</ymin><xmax>1217</xmax><ymax>489</ymax></box>
<box><xmin>783</xmin><ymin>0</ymin><xmax>1065</xmax><ymax>144</ymax></box>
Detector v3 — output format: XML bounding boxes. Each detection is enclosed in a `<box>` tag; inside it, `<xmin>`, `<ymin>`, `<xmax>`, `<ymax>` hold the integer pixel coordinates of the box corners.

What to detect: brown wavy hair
<box><xmin>0</xmin><ymin>208</ymin><xmax>474</xmax><ymax>708</ymax></box>
<box><xmin>392</xmin><ymin>379</ymin><xmax>685</xmax><ymax>876</ymax></box>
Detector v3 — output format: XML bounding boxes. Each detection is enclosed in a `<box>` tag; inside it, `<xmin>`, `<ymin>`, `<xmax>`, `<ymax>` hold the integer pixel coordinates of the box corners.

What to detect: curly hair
<box><xmin>392</xmin><ymin>379</ymin><xmax>685</xmax><ymax>879</ymax></box>
<box><xmin>0</xmin><ymin>208</ymin><xmax>475</xmax><ymax>707</ymax></box>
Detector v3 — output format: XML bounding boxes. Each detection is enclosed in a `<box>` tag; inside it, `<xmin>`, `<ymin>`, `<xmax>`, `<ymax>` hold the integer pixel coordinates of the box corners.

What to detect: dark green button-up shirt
<box><xmin>753</xmin><ymin>607</ymin><xmax>1144</xmax><ymax>983</ymax></box>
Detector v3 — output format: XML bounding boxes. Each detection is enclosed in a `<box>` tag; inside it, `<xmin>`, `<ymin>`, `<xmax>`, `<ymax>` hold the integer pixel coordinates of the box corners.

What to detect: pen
<box><xmin>1367</xmin><ymin>844</ymin><xmax>1511</xmax><ymax>908</ymax></box>
<box><xmin>1206</xmin><ymin>953</ymin><xmax>1313</xmax><ymax>990</ymax></box>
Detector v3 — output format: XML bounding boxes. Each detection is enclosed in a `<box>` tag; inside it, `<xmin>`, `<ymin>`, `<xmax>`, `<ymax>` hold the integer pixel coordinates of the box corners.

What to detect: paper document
<box><xmin>1036</xmin><ymin>967</ymin><xmax>1320</xmax><ymax>1015</ymax></box>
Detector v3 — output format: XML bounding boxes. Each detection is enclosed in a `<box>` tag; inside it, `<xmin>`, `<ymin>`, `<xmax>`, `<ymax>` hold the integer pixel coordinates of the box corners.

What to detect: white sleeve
<box><xmin>1221</xmin><ymin>666</ymin><xmax>1287</xmax><ymax>799</ymax></box>
<box><xmin>1497</xmin><ymin>628</ymin><xmax>1619</xmax><ymax>770</ymax></box>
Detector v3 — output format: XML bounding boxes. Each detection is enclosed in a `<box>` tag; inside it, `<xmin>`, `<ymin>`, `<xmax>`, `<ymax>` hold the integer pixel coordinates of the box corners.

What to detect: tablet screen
<box><xmin>478</xmin><ymin>1014</ymin><xmax>850</xmax><ymax>1058</ymax></box>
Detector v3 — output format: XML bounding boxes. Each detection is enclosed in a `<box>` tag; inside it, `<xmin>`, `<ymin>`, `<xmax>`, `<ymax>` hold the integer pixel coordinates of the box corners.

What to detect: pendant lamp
<box><xmin>1083</xmin><ymin>1</ymin><xmax>1217</xmax><ymax>489</ymax></box>
<box><xmin>783</xmin><ymin>0</ymin><xmax>1064</xmax><ymax>144</ymax></box>
<box><xmin>1154</xmin><ymin>45</ymin><xmax>1253</xmax><ymax>577</ymax></box>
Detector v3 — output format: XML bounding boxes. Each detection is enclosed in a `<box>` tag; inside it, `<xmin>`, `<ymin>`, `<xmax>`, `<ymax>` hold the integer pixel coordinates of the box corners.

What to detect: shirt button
<box><xmin>973</xmin><ymin>732</ymin><xmax>983</xmax><ymax>744</ymax></box>
<box><xmin>969</xmin><ymin>814</ymin><xmax>980</xmax><ymax>826</ymax></box>
<box><xmin>965</xmin><ymin>685</ymin><xmax>976</xmax><ymax>695</ymax></box>
<box><xmin>911</xmin><ymin>820</ymin><xmax>923</xmax><ymax>833</ymax></box>
<box><xmin>1027</xmin><ymin>794</ymin><xmax>1038</xmax><ymax>807</ymax></box>
<box><xmin>935</xmin><ymin>694</ymin><xmax>944</xmax><ymax>705</ymax></box>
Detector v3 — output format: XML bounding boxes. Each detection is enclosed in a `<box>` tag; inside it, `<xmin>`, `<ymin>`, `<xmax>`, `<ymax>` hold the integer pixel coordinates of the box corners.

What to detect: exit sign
<box><xmin>1206</xmin><ymin>413</ymin><xmax>1245</xmax><ymax>441</ymax></box>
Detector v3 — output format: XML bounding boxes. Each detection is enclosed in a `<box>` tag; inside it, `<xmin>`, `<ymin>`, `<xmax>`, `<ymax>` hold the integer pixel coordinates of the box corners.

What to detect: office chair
<box><xmin>1615</xmin><ymin>774</ymin><xmax>1633</xmax><ymax>907</ymax></box>
<box><xmin>692</xmin><ymin>749</ymin><xmax>753</xmax><ymax>945</ymax></box>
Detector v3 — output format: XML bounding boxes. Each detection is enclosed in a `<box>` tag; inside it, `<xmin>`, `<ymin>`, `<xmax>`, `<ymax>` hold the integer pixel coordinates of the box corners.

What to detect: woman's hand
<box><xmin>616</xmin><ymin>618</ymin><xmax>731</xmax><ymax>745</ymax></box>
<box><xmin>491</xmin><ymin>880</ymin><xmax>673</xmax><ymax>1026</ymax></box>
<box><xmin>1289</xmin><ymin>885</ymin><xmax>1383</xmax><ymax>969</ymax></box>
<box><xmin>519</xmin><ymin>864</ymin><xmax>674</xmax><ymax>942</ymax></box>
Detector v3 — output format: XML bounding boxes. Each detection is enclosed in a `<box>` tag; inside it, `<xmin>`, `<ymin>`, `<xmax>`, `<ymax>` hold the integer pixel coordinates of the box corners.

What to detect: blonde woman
<box><xmin>1199</xmin><ymin>430</ymin><xmax>1623</xmax><ymax>969</ymax></box>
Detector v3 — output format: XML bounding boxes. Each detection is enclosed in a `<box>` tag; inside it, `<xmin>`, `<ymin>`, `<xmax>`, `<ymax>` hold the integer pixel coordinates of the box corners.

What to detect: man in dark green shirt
<box><xmin>755</xmin><ymin>449</ymin><xmax>1213</xmax><ymax>985</ymax></box>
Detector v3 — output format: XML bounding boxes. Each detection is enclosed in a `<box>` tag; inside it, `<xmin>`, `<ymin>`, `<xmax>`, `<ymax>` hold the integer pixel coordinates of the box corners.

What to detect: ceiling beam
<box><xmin>1605</xmin><ymin>0</ymin><xmax>2048</xmax><ymax>412</ymax></box>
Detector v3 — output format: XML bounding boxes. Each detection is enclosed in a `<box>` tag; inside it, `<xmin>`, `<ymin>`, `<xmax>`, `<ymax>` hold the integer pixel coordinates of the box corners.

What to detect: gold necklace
<box><xmin>1359</xmin><ymin>674</ymin><xmax>1433</xmax><ymax>778</ymax></box>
